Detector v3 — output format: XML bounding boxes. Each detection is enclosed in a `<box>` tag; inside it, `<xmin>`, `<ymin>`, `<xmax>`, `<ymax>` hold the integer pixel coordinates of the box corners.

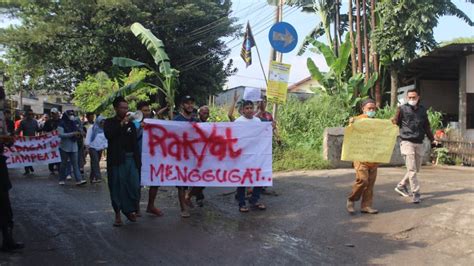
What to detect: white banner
<box><xmin>4</xmin><ymin>131</ymin><xmax>61</xmax><ymax>168</ymax></box>
<box><xmin>141</xmin><ymin>119</ymin><xmax>273</xmax><ymax>187</ymax></box>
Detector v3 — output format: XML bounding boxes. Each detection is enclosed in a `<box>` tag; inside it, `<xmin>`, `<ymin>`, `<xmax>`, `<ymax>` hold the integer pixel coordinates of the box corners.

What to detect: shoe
<box><xmin>1</xmin><ymin>227</ymin><xmax>25</xmax><ymax>252</ymax></box>
<box><xmin>361</xmin><ymin>207</ymin><xmax>379</xmax><ymax>214</ymax></box>
<box><xmin>92</xmin><ymin>179</ymin><xmax>102</xmax><ymax>183</ymax></box>
<box><xmin>59</xmin><ymin>181</ymin><xmax>65</xmax><ymax>185</ymax></box>
<box><xmin>395</xmin><ymin>185</ymin><xmax>410</xmax><ymax>197</ymax></box>
<box><xmin>346</xmin><ymin>200</ymin><xmax>356</xmax><ymax>214</ymax></box>
<box><xmin>66</xmin><ymin>175</ymin><xmax>72</xmax><ymax>180</ymax></box>
<box><xmin>181</xmin><ymin>210</ymin><xmax>190</xmax><ymax>218</ymax></box>
<box><xmin>76</xmin><ymin>180</ymin><xmax>87</xmax><ymax>186</ymax></box>
<box><xmin>412</xmin><ymin>193</ymin><xmax>421</xmax><ymax>204</ymax></box>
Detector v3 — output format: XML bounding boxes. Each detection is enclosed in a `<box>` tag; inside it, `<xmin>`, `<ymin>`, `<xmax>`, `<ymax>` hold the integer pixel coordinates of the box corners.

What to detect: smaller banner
<box><xmin>341</xmin><ymin>119</ymin><xmax>399</xmax><ymax>163</ymax></box>
<box><xmin>243</xmin><ymin>87</ymin><xmax>262</xmax><ymax>102</ymax></box>
<box><xmin>267</xmin><ymin>61</ymin><xmax>291</xmax><ymax>104</ymax></box>
<box><xmin>141</xmin><ymin>119</ymin><xmax>273</xmax><ymax>187</ymax></box>
<box><xmin>4</xmin><ymin>131</ymin><xmax>62</xmax><ymax>168</ymax></box>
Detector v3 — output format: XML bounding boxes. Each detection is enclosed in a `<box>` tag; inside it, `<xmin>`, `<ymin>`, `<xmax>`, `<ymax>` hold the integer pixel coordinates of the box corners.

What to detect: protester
<box><xmin>346</xmin><ymin>99</ymin><xmax>379</xmax><ymax>214</ymax></box>
<box><xmin>3</xmin><ymin>109</ymin><xmax>14</xmax><ymax>136</ymax></box>
<box><xmin>255</xmin><ymin>97</ymin><xmax>273</xmax><ymax>122</ymax></box>
<box><xmin>0</xmin><ymin>86</ymin><xmax>24</xmax><ymax>252</ymax></box>
<box><xmin>43</xmin><ymin>108</ymin><xmax>61</xmax><ymax>175</ymax></box>
<box><xmin>84</xmin><ymin>115</ymin><xmax>107</xmax><ymax>184</ymax></box>
<box><xmin>15</xmin><ymin>109</ymin><xmax>38</xmax><ymax>175</ymax></box>
<box><xmin>234</xmin><ymin>100</ymin><xmax>266</xmax><ymax>212</ymax></box>
<box><xmin>38</xmin><ymin>113</ymin><xmax>49</xmax><ymax>131</ymax></box>
<box><xmin>134</xmin><ymin>101</ymin><xmax>164</xmax><ymax>217</ymax></box>
<box><xmin>392</xmin><ymin>89</ymin><xmax>435</xmax><ymax>204</ymax></box>
<box><xmin>57</xmin><ymin>110</ymin><xmax>87</xmax><ymax>186</ymax></box>
<box><xmin>104</xmin><ymin>96</ymin><xmax>141</xmax><ymax>226</ymax></box>
<box><xmin>173</xmin><ymin>95</ymin><xmax>199</xmax><ymax>218</ymax></box>
<box><xmin>14</xmin><ymin>112</ymin><xmax>23</xmax><ymax>132</ymax></box>
<box><xmin>185</xmin><ymin>105</ymin><xmax>210</xmax><ymax>208</ymax></box>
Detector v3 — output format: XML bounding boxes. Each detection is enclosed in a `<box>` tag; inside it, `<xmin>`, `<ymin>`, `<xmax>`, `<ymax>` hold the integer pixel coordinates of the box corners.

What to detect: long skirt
<box><xmin>107</xmin><ymin>154</ymin><xmax>140</xmax><ymax>215</ymax></box>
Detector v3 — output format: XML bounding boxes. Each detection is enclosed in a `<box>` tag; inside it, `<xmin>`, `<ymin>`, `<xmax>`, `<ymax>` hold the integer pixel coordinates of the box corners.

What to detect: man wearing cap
<box><xmin>173</xmin><ymin>95</ymin><xmax>199</xmax><ymax>218</ymax></box>
<box><xmin>43</xmin><ymin>108</ymin><xmax>62</xmax><ymax>175</ymax></box>
<box><xmin>346</xmin><ymin>99</ymin><xmax>380</xmax><ymax>214</ymax></box>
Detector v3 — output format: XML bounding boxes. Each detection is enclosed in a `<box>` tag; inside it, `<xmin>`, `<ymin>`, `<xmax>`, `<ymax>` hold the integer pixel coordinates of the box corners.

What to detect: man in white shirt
<box><xmin>234</xmin><ymin>100</ymin><xmax>266</xmax><ymax>212</ymax></box>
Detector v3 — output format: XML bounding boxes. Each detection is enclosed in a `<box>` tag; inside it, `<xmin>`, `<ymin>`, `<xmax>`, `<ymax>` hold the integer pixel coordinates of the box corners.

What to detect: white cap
<box><xmin>50</xmin><ymin>108</ymin><xmax>59</xmax><ymax>114</ymax></box>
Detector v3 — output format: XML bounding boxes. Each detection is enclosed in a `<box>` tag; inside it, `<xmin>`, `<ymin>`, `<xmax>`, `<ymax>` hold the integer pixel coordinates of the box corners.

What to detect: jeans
<box><xmin>89</xmin><ymin>148</ymin><xmax>103</xmax><ymax>181</ymax></box>
<box><xmin>237</xmin><ymin>187</ymin><xmax>262</xmax><ymax>207</ymax></box>
<box><xmin>59</xmin><ymin>149</ymin><xmax>83</xmax><ymax>182</ymax></box>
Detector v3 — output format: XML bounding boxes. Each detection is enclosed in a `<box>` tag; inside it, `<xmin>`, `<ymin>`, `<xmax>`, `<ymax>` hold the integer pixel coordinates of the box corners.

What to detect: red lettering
<box><xmin>228</xmin><ymin>169</ymin><xmax>241</xmax><ymax>183</ymax></box>
<box><xmin>176</xmin><ymin>166</ymin><xmax>188</xmax><ymax>183</ymax></box>
<box><xmin>51</xmin><ymin>151</ymin><xmax>59</xmax><ymax>159</ymax></box>
<box><xmin>188</xmin><ymin>169</ymin><xmax>201</xmax><ymax>183</ymax></box>
<box><xmin>150</xmin><ymin>164</ymin><xmax>164</xmax><ymax>182</ymax></box>
<box><xmin>202</xmin><ymin>170</ymin><xmax>215</xmax><ymax>182</ymax></box>
<box><xmin>240</xmin><ymin>169</ymin><xmax>254</xmax><ymax>185</ymax></box>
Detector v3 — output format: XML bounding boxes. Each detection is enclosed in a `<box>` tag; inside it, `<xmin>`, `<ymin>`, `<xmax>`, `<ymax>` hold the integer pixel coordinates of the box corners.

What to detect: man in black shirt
<box><xmin>43</xmin><ymin>108</ymin><xmax>61</xmax><ymax>175</ymax></box>
<box><xmin>0</xmin><ymin>86</ymin><xmax>24</xmax><ymax>251</ymax></box>
<box><xmin>392</xmin><ymin>89</ymin><xmax>435</xmax><ymax>204</ymax></box>
<box><xmin>3</xmin><ymin>109</ymin><xmax>14</xmax><ymax>136</ymax></box>
<box><xmin>104</xmin><ymin>97</ymin><xmax>141</xmax><ymax>227</ymax></box>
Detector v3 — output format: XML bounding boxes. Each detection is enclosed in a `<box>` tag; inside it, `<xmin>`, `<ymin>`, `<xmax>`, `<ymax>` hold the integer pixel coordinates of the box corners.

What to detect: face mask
<box><xmin>366</xmin><ymin>111</ymin><xmax>376</xmax><ymax>118</ymax></box>
<box><xmin>69</xmin><ymin>115</ymin><xmax>75</xmax><ymax>121</ymax></box>
<box><xmin>133</xmin><ymin>120</ymin><xmax>140</xmax><ymax>129</ymax></box>
<box><xmin>408</xmin><ymin>100</ymin><xmax>418</xmax><ymax>106</ymax></box>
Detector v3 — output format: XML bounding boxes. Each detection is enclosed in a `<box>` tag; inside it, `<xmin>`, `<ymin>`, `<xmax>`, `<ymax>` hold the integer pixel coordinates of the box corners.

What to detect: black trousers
<box><xmin>0</xmin><ymin>157</ymin><xmax>13</xmax><ymax>229</ymax></box>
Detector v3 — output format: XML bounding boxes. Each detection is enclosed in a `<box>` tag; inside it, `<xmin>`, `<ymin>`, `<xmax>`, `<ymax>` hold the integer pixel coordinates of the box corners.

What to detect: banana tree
<box><xmin>305</xmin><ymin>33</ymin><xmax>377</xmax><ymax>108</ymax></box>
<box><xmin>95</xmin><ymin>22</ymin><xmax>178</xmax><ymax>118</ymax></box>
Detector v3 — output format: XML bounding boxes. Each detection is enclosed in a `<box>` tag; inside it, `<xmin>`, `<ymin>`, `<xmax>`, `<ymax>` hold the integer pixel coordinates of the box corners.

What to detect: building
<box><xmin>400</xmin><ymin>42</ymin><xmax>474</xmax><ymax>140</ymax></box>
<box><xmin>6</xmin><ymin>90</ymin><xmax>78</xmax><ymax>115</ymax></box>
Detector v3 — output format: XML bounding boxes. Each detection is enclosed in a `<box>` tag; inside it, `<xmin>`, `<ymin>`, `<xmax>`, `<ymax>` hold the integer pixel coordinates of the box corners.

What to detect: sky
<box><xmin>1</xmin><ymin>1</ymin><xmax>473</xmax><ymax>89</ymax></box>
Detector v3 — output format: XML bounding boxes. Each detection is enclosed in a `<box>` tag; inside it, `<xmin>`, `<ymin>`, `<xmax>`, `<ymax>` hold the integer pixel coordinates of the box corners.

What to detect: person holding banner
<box><xmin>104</xmin><ymin>97</ymin><xmax>141</xmax><ymax>226</ymax></box>
<box><xmin>58</xmin><ymin>110</ymin><xmax>87</xmax><ymax>186</ymax></box>
<box><xmin>173</xmin><ymin>95</ymin><xmax>199</xmax><ymax>218</ymax></box>
<box><xmin>235</xmin><ymin>100</ymin><xmax>266</xmax><ymax>212</ymax></box>
<box><xmin>0</xmin><ymin>87</ymin><xmax>24</xmax><ymax>252</ymax></box>
<box><xmin>43</xmin><ymin>108</ymin><xmax>61</xmax><ymax>175</ymax></box>
<box><xmin>15</xmin><ymin>109</ymin><xmax>39</xmax><ymax>175</ymax></box>
<box><xmin>135</xmin><ymin>101</ymin><xmax>163</xmax><ymax>217</ymax></box>
<box><xmin>392</xmin><ymin>89</ymin><xmax>435</xmax><ymax>204</ymax></box>
<box><xmin>346</xmin><ymin>99</ymin><xmax>380</xmax><ymax>214</ymax></box>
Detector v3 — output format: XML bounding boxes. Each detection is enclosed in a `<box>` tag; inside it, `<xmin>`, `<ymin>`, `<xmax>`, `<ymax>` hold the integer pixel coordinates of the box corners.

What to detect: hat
<box><xmin>50</xmin><ymin>108</ymin><xmax>59</xmax><ymax>114</ymax></box>
<box><xmin>181</xmin><ymin>95</ymin><xmax>195</xmax><ymax>103</ymax></box>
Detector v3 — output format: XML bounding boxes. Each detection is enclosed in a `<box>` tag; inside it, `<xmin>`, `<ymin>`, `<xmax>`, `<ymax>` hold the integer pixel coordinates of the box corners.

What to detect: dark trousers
<box><xmin>237</xmin><ymin>187</ymin><xmax>262</xmax><ymax>207</ymax></box>
<box><xmin>0</xmin><ymin>190</ymin><xmax>13</xmax><ymax>229</ymax></box>
<box><xmin>24</xmin><ymin>166</ymin><xmax>34</xmax><ymax>174</ymax></box>
<box><xmin>89</xmin><ymin>148</ymin><xmax>103</xmax><ymax>182</ymax></box>
<box><xmin>48</xmin><ymin>163</ymin><xmax>60</xmax><ymax>172</ymax></box>
<box><xmin>188</xmin><ymin>187</ymin><xmax>205</xmax><ymax>201</ymax></box>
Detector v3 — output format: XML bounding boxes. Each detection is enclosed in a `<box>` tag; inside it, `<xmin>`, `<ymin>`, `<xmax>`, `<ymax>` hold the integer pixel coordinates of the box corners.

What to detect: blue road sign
<box><xmin>268</xmin><ymin>22</ymin><xmax>298</xmax><ymax>53</ymax></box>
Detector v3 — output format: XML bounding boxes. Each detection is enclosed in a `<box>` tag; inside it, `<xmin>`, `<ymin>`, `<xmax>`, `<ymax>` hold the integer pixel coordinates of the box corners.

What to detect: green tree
<box><xmin>372</xmin><ymin>0</ymin><xmax>473</xmax><ymax>106</ymax></box>
<box><xmin>0</xmin><ymin>0</ymin><xmax>239</xmax><ymax>104</ymax></box>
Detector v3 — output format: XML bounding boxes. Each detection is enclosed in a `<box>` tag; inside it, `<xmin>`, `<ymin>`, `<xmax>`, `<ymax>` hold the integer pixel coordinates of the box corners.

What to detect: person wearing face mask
<box><xmin>346</xmin><ymin>99</ymin><xmax>380</xmax><ymax>214</ymax></box>
<box><xmin>0</xmin><ymin>86</ymin><xmax>25</xmax><ymax>252</ymax></box>
<box><xmin>85</xmin><ymin>115</ymin><xmax>107</xmax><ymax>184</ymax></box>
<box><xmin>58</xmin><ymin>110</ymin><xmax>87</xmax><ymax>186</ymax></box>
<box><xmin>392</xmin><ymin>89</ymin><xmax>435</xmax><ymax>204</ymax></box>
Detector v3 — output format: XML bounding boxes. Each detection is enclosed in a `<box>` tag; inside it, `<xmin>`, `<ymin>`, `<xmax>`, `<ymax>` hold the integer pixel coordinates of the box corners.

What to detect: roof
<box><xmin>403</xmin><ymin>43</ymin><xmax>474</xmax><ymax>81</ymax></box>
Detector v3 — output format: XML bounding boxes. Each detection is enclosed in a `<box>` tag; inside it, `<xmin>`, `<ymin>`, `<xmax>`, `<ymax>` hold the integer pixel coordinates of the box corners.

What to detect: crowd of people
<box><xmin>1</xmin><ymin>86</ymin><xmax>436</xmax><ymax>249</ymax></box>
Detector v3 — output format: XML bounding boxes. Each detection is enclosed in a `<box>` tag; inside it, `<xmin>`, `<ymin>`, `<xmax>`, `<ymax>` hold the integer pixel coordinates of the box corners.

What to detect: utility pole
<box><xmin>271</xmin><ymin>0</ymin><xmax>283</xmax><ymax>120</ymax></box>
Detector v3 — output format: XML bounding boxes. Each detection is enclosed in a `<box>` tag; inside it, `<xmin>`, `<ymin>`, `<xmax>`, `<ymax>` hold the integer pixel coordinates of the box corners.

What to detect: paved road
<box><xmin>1</xmin><ymin>165</ymin><xmax>473</xmax><ymax>265</ymax></box>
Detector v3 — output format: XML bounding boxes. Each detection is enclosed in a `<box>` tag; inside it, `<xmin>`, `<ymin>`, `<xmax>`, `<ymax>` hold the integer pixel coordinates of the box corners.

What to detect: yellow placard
<box><xmin>341</xmin><ymin>118</ymin><xmax>399</xmax><ymax>163</ymax></box>
<box><xmin>267</xmin><ymin>61</ymin><xmax>291</xmax><ymax>104</ymax></box>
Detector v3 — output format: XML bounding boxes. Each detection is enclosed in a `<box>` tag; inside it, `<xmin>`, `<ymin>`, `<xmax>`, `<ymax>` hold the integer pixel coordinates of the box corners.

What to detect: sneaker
<box><xmin>76</xmin><ymin>180</ymin><xmax>87</xmax><ymax>186</ymax></box>
<box><xmin>59</xmin><ymin>181</ymin><xmax>65</xmax><ymax>185</ymax></box>
<box><xmin>395</xmin><ymin>185</ymin><xmax>410</xmax><ymax>197</ymax></box>
<box><xmin>66</xmin><ymin>175</ymin><xmax>72</xmax><ymax>180</ymax></box>
<box><xmin>412</xmin><ymin>193</ymin><xmax>421</xmax><ymax>204</ymax></box>
<box><xmin>346</xmin><ymin>200</ymin><xmax>355</xmax><ymax>214</ymax></box>
<box><xmin>361</xmin><ymin>207</ymin><xmax>379</xmax><ymax>214</ymax></box>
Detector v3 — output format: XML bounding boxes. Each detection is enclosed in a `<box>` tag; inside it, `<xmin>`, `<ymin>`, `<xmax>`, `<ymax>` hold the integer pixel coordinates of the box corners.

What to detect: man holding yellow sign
<box><xmin>342</xmin><ymin>99</ymin><xmax>399</xmax><ymax>214</ymax></box>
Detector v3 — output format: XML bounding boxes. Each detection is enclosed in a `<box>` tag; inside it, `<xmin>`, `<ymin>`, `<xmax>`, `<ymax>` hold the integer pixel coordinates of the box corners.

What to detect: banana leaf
<box><xmin>112</xmin><ymin>57</ymin><xmax>148</xmax><ymax>68</ymax></box>
<box><xmin>93</xmin><ymin>81</ymin><xmax>146</xmax><ymax>113</ymax></box>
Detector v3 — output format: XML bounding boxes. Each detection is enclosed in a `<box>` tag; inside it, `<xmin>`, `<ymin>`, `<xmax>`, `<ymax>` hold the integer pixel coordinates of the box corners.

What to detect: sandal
<box><xmin>113</xmin><ymin>221</ymin><xmax>123</xmax><ymax>227</ymax></box>
<box><xmin>239</xmin><ymin>206</ymin><xmax>249</xmax><ymax>213</ymax></box>
<box><xmin>125</xmin><ymin>212</ymin><xmax>137</xmax><ymax>222</ymax></box>
<box><xmin>146</xmin><ymin>207</ymin><xmax>164</xmax><ymax>217</ymax></box>
<box><xmin>250</xmin><ymin>203</ymin><xmax>266</xmax><ymax>210</ymax></box>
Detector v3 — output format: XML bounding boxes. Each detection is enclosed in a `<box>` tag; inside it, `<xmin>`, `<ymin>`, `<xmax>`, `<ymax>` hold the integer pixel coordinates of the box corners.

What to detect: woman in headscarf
<box><xmin>85</xmin><ymin>115</ymin><xmax>107</xmax><ymax>183</ymax></box>
<box><xmin>57</xmin><ymin>110</ymin><xmax>87</xmax><ymax>186</ymax></box>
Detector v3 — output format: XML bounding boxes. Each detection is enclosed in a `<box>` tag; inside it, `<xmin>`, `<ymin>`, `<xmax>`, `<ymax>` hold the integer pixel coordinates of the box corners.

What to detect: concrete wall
<box><xmin>419</xmin><ymin>80</ymin><xmax>458</xmax><ymax>115</ymax></box>
<box><xmin>323</xmin><ymin>127</ymin><xmax>432</xmax><ymax>168</ymax></box>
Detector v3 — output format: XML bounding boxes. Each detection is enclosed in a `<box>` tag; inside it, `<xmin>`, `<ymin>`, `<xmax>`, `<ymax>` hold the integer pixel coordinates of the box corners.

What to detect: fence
<box><xmin>440</xmin><ymin>133</ymin><xmax>474</xmax><ymax>166</ymax></box>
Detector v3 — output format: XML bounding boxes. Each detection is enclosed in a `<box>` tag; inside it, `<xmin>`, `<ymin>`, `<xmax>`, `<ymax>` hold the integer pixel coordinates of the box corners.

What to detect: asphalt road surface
<box><xmin>1</xmin><ymin>165</ymin><xmax>473</xmax><ymax>265</ymax></box>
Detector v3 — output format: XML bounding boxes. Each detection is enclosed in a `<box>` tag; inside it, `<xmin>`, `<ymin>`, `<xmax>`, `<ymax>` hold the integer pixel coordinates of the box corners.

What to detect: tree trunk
<box><xmin>390</xmin><ymin>67</ymin><xmax>398</xmax><ymax>107</ymax></box>
<box><xmin>362</xmin><ymin>0</ymin><xmax>370</xmax><ymax>83</ymax></box>
<box><xmin>349</xmin><ymin>0</ymin><xmax>356</xmax><ymax>76</ymax></box>
<box><xmin>356</xmin><ymin>0</ymin><xmax>363</xmax><ymax>73</ymax></box>
<box><xmin>371</xmin><ymin>0</ymin><xmax>381</xmax><ymax>107</ymax></box>
<box><xmin>334</xmin><ymin>0</ymin><xmax>340</xmax><ymax>56</ymax></box>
